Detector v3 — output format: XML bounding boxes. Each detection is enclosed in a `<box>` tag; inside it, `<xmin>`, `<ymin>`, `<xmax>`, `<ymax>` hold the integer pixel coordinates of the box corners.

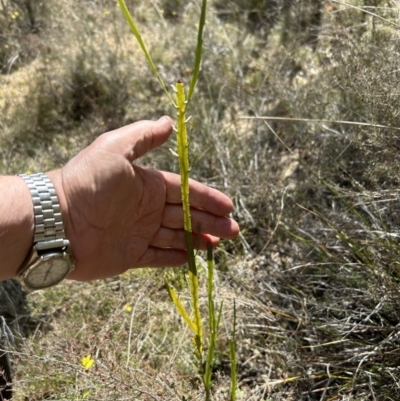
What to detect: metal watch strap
<box><xmin>19</xmin><ymin>173</ymin><xmax>68</xmax><ymax>251</ymax></box>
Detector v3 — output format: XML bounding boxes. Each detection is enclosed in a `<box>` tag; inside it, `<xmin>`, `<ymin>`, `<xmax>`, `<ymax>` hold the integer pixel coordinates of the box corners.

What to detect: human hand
<box><xmin>47</xmin><ymin>116</ymin><xmax>239</xmax><ymax>281</ymax></box>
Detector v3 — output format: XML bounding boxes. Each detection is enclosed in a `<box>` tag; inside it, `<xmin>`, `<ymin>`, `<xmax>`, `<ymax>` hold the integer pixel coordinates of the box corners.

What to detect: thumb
<box><xmin>99</xmin><ymin>116</ymin><xmax>174</xmax><ymax>162</ymax></box>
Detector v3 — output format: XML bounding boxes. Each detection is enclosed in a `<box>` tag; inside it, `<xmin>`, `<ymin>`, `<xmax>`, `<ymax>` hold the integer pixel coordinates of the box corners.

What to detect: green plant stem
<box><xmin>229</xmin><ymin>299</ymin><xmax>237</xmax><ymax>401</ymax></box>
<box><xmin>117</xmin><ymin>1</ymin><xmax>233</xmax><ymax>396</ymax></box>
<box><xmin>176</xmin><ymin>81</ymin><xmax>203</xmax><ymax>360</ymax></box>
<box><xmin>187</xmin><ymin>0</ymin><xmax>207</xmax><ymax>102</ymax></box>
<box><xmin>204</xmin><ymin>244</ymin><xmax>223</xmax><ymax>400</ymax></box>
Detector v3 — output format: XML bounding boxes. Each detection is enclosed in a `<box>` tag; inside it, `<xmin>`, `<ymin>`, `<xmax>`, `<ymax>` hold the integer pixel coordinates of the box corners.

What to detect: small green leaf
<box><xmin>166</xmin><ymin>281</ymin><xmax>198</xmax><ymax>334</ymax></box>
<box><xmin>188</xmin><ymin>0</ymin><xmax>207</xmax><ymax>102</ymax></box>
<box><xmin>117</xmin><ymin>0</ymin><xmax>175</xmax><ymax>106</ymax></box>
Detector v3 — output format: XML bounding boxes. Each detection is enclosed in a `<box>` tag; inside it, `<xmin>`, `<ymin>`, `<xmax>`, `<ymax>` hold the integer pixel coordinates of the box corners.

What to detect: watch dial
<box><xmin>26</xmin><ymin>257</ymin><xmax>71</xmax><ymax>289</ymax></box>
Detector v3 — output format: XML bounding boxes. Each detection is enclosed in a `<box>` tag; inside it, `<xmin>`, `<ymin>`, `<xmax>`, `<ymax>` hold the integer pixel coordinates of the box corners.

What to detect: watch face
<box><xmin>25</xmin><ymin>255</ymin><xmax>72</xmax><ymax>289</ymax></box>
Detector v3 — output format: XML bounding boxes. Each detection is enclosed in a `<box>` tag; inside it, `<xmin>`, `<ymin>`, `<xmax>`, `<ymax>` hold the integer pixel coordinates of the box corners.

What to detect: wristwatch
<box><xmin>17</xmin><ymin>173</ymin><xmax>75</xmax><ymax>291</ymax></box>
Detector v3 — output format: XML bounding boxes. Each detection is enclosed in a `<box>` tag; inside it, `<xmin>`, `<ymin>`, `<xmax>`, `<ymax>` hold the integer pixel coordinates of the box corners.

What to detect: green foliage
<box><xmin>229</xmin><ymin>299</ymin><xmax>237</xmax><ymax>401</ymax></box>
<box><xmin>204</xmin><ymin>244</ymin><xmax>223</xmax><ymax>399</ymax></box>
<box><xmin>187</xmin><ymin>0</ymin><xmax>207</xmax><ymax>102</ymax></box>
<box><xmin>174</xmin><ymin>80</ymin><xmax>204</xmax><ymax>367</ymax></box>
<box><xmin>118</xmin><ymin>1</ymin><xmax>230</xmax><ymax>399</ymax></box>
<box><xmin>118</xmin><ymin>0</ymin><xmax>175</xmax><ymax>105</ymax></box>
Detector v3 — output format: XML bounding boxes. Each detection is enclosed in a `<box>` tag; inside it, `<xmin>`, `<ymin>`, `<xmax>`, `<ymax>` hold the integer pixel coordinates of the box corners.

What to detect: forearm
<box><xmin>0</xmin><ymin>176</ymin><xmax>34</xmax><ymax>281</ymax></box>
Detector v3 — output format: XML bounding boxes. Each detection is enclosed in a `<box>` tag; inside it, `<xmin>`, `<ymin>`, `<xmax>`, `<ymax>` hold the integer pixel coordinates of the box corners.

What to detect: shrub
<box><xmin>0</xmin><ymin>0</ymin><xmax>49</xmax><ymax>74</ymax></box>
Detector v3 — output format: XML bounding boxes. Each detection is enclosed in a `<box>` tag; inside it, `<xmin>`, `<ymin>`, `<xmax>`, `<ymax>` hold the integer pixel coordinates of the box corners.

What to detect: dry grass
<box><xmin>11</xmin><ymin>267</ymin><xmax>241</xmax><ymax>400</ymax></box>
<box><xmin>2</xmin><ymin>0</ymin><xmax>400</xmax><ymax>400</ymax></box>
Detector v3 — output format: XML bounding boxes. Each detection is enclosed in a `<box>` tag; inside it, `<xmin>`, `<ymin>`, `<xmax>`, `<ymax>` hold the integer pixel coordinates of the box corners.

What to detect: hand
<box><xmin>48</xmin><ymin>116</ymin><xmax>239</xmax><ymax>281</ymax></box>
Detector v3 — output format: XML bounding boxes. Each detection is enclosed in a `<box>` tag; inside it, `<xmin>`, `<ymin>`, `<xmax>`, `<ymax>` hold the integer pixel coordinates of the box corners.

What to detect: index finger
<box><xmin>160</xmin><ymin>171</ymin><xmax>234</xmax><ymax>217</ymax></box>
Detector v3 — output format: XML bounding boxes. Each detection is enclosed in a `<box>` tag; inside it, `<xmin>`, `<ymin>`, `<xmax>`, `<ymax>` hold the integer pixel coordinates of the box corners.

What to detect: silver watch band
<box><xmin>19</xmin><ymin>173</ymin><xmax>68</xmax><ymax>251</ymax></box>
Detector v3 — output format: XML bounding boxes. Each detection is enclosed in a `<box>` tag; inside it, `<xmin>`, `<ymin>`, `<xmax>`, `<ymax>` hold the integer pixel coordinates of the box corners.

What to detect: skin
<box><xmin>0</xmin><ymin>116</ymin><xmax>239</xmax><ymax>282</ymax></box>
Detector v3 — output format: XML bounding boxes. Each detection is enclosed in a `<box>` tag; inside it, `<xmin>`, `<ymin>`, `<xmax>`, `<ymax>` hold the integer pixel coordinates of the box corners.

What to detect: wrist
<box><xmin>45</xmin><ymin>169</ymin><xmax>69</xmax><ymax>238</ymax></box>
<box><xmin>0</xmin><ymin>176</ymin><xmax>34</xmax><ymax>280</ymax></box>
<box><xmin>15</xmin><ymin>171</ymin><xmax>76</xmax><ymax>290</ymax></box>
<box><xmin>45</xmin><ymin>169</ymin><xmax>76</xmax><ymax>279</ymax></box>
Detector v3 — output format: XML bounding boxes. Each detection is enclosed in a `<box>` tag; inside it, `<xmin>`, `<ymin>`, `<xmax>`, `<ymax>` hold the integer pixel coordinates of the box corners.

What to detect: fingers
<box><xmin>96</xmin><ymin>116</ymin><xmax>173</xmax><ymax>162</ymax></box>
<box><xmin>150</xmin><ymin>227</ymin><xmax>220</xmax><ymax>250</ymax></box>
<box><xmin>161</xmin><ymin>171</ymin><xmax>235</xmax><ymax>217</ymax></box>
<box><xmin>135</xmin><ymin>247</ymin><xmax>189</xmax><ymax>268</ymax></box>
<box><xmin>159</xmin><ymin>171</ymin><xmax>240</xmax><ymax>238</ymax></box>
<box><xmin>161</xmin><ymin>204</ymin><xmax>239</xmax><ymax>239</ymax></box>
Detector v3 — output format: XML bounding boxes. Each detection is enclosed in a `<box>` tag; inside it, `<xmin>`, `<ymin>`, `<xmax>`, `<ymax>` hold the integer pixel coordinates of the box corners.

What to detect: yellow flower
<box><xmin>81</xmin><ymin>354</ymin><xmax>94</xmax><ymax>369</ymax></box>
<box><xmin>124</xmin><ymin>305</ymin><xmax>132</xmax><ymax>313</ymax></box>
<box><xmin>104</xmin><ymin>10</ymin><xmax>110</xmax><ymax>16</ymax></box>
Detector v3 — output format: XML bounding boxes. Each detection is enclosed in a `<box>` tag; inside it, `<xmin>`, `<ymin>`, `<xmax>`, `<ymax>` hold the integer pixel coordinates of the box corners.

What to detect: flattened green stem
<box><xmin>230</xmin><ymin>299</ymin><xmax>237</xmax><ymax>401</ymax></box>
<box><xmin>204</xmin><ymin>244</ymin><xmax>223</xmax><ymax>399</ymax></box>
<box><xmin>187</xmin><ymin>0</ymin><xmax>207</xmax><ymax>102</ymax></box>
<box><xmin>118</xmin><ymin>0</ymin><xmax>175</xmax><ymax>106</ymax></box>
<box><xmin>176</xmin><ymin>82</ymin><xmax>191</xmax><ymax>233</ymax></box>
<box><xmin>176</xmin><ymin>81</ymin><xmax>203</xmax><ymax>354</ymax></box>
